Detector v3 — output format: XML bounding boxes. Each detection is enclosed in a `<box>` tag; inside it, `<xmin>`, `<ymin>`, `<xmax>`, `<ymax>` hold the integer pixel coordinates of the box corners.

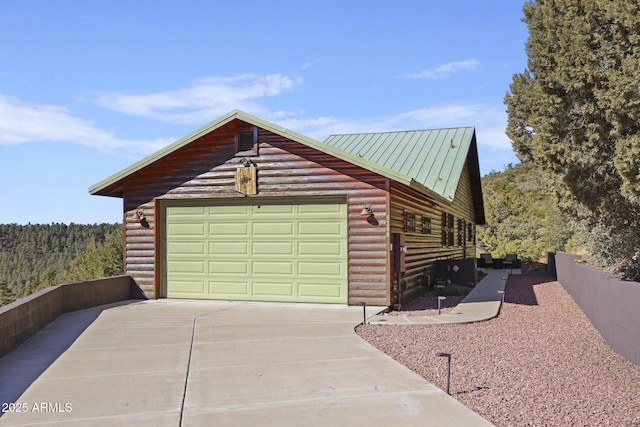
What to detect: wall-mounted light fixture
<box><xmin>135</xmin><ymin>210</ymin><xmax>150</xmax><ymax>228</ymax></box>
<box><xmin>360</xmin><ymin>206</ymin><xmax>374</xmax><ymax>219</ymax></box>
<box><xmin>241</xmin><ymin>157</ymin><xmax>254</xmax><ymax>168</ymax></box>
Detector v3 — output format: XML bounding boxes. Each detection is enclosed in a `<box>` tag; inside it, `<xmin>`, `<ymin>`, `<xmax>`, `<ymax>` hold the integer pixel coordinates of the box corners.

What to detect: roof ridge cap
<box><xmin>325</xmin><ymin>126</ymin><xmax>475</xmax><ymax>139</ymax></box>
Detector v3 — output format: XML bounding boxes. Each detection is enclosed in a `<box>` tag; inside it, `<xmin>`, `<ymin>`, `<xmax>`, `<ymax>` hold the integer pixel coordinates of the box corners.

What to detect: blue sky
<box><xmin>0</xmin><ymin>1</ymin><xmax>528</xmax><ymax>224</ymax></box>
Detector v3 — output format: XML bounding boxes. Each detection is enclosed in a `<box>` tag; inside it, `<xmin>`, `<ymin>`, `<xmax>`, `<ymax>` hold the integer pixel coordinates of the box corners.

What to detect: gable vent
<box><xmin>238</xmin><ymin>132</ymin><xmax>254</xmax><ymax>151</ymax></box>
<box><xmin>235</xmin><ymin>126</ymin><xmax>258</xmax><ymax>156</ymax></box>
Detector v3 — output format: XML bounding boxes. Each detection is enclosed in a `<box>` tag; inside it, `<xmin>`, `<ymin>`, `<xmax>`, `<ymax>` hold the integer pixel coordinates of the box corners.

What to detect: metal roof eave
<box><xmin>408</xmin><ymin>179</ymin><xmax>454</xmax><ymax>205</ymax></box>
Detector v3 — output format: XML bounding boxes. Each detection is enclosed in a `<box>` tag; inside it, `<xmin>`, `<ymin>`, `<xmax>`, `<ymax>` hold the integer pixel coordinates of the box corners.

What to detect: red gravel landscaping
<box><xmin>356</xmin><ymin>272</ymin><xmax>640</xmax><ymax>426</ymax></box>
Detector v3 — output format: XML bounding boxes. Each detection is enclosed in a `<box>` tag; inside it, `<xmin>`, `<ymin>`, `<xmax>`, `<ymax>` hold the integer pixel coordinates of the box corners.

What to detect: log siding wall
<box><xmin>120</xmin><ymin>122</ymin><xmax>390</xmax><ymax>305</ymax></box>
<box><xmin>390</xmin><ymin>159</ymin><xmax>478</xmax><ymax>300</ymax></box>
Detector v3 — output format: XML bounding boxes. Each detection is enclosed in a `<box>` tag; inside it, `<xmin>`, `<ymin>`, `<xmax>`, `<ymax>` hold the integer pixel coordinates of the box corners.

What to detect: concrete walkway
<box><xmin>0</xmin><ymin>300</ymin><xmax>493</xmax><ymax>426</ymax></box>
<box><xmin>368</xmin><ymin>268</ymin><xmax>519</xmax><ymax>325</ymax></box>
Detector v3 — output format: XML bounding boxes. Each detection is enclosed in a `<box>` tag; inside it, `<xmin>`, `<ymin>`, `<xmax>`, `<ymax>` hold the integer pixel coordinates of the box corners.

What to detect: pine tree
<box><xmin>0</xmin><ymin>279</ymin><xmax>16</xmax><ymax>306</ymax></box>
<box><xmin>505</xmin><ymin>0</ymin><xmax>640</xmax><ymax>279</ymax></box>
<box><xmin>0</xmin><ymin>222</ymin><xmax>122</xmax><ymax>297</ymax></box>
<box><xmin>65</xmin><ymin>229</ymin><xmax>124</xmax><ymax>282</ymax></box>
<box><xmin>478</xmin><ymin>163</ymin><xmax>577</xmax><ymax>261</ymax></box>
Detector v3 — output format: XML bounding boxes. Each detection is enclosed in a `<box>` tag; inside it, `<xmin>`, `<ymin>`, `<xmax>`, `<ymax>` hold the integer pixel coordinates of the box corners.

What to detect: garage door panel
<box><xmin>168</xmin><ymin>242</ymin><xmax>206</xmax><ymax>256</ymax></box>
<box><xmin>253</xmin><ymin>282</ymin><xmax>294</xmax><ymax>296</ymax></box>
<box><xmin>167</xmin><ymin>206</ymin><xmax>206</xmax><ymax>217</ymax></box>
<box><xmin>210</xmin><ymin>241</ymin><xmax>248</xmax><ymax>255</ymax></box>
<box><xmin>253</xmin><ymin>241</ymin><xmax>293</xmax><ymax>255</ymax></box>
<box><xmin>252</xmin><ymin>204</ymin><xmax>294</xmax><ymax>215</ymax></box>
<box><xmin>253</xmin><ymin>261</ymin><xmax>293</xmax><ymax>275</ymax></box>
<box><xmin>209</xmin><ymin>261</ymin><xmax>249</xmax><ymax>274</ymax></box>
<box><xmin>209</xmin><ymin>205</ymin><xmax>249</xmax><ymax>216</ymax></box>
<box><xmin>170</xmin><ymin>281</ymin><xmax>206</xmax><ymax>294</ymax></box>
<box><xmin>166</xmin><ymin>199</ymin><xmax>347</xmax><ymax>303</ymax></box>
<box><xmin>209</xmin><ymin>281</ymin><xmax>248</xmax><ymax>295</ymax></box>
<box><xmin>298</xmin><ymin>241</ymin><xmax>343</xmax><ymax>256</ymax></box>
<box><xmin>168</xmin><ymin>223</ymin><xmax>206</xmax><ymax>237</ymax></box>
<box><xmin>253</xmin><ymin>222</ymin><xmax>294</xmax><ymax>236</ymax></box>
<box><xmin>169</xmin><ymin>260</ymin><xmax>205</xmax><ymax>274</ymax></box>
<box><xmin>210</xmin><ymin>222</ymin><xmax>248</xmax><ymax>236</ymax></box>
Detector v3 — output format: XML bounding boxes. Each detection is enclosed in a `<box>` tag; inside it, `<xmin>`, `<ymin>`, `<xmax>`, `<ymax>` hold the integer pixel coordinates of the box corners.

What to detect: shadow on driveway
<box><xmin>0</xmin><ymin>300</ymin><xmax>495</xmax><ymax>426</ymax></box>
<box><xmin>0</xmin><ymin>300</ymin><xmax>138</xmax><ymax>412</ymax></box>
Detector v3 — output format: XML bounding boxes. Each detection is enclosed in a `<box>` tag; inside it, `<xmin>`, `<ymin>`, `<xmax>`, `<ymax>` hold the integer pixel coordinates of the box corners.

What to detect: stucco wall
<box><xmin>555</xmin><ymin>251</ymin><xmax>640</xmax><ymax>366</ymax></box>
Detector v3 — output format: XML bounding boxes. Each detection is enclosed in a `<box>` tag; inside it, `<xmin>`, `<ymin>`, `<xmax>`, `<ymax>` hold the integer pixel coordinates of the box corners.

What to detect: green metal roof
<box><xmin>89</xmin><ymin>110</ymin><xmax>484</xmax><ymax>222</ymax></box>
<box><xmin>323</xmin><ymin>127</ymin><xmax>476</xmax><ymax>202</ymax></box>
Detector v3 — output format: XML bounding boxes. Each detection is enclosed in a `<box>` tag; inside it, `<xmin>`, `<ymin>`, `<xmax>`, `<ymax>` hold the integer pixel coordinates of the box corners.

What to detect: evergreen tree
<box><xmin>505</xmin><ymin>0</ymin><xmax>640</xmax><ymax>279</ymax></box>
<box><xmin>0</xmin><ymin>223</ymin><xmax>122</xmax><ymax>297</ymax></box>
<box><xmin>0</xmin><ymin>279</ymin><xmax>15</xmax><ymax>306</ymax></box>
<box><xmin>478</xmin><ymin>163</ymin><xmax>577</xmax><ymax>261</ymax></box>
<box><xmin>65</xmin><ymin>229</ymin><xmax>124</xmax><ymax>282</ymax></box>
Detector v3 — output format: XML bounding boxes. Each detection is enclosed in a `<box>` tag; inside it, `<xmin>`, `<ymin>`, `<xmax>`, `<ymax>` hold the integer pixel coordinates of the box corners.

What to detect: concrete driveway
<box><xmin>0</xmin><ymin>300</ymin><xmax>492</xmax><ymax>426</ymax></box>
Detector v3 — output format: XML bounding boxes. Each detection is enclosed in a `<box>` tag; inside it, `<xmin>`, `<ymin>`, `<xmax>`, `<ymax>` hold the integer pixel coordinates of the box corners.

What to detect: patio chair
<box><xmin>480</xmin><ymin>253</ymin><xmax>494</xmax><ymax>268</ymax></box>
<box><xmin>503</xmin><ymin>253</ymin><xmax>518</xmax><ymax>269</ymax></box>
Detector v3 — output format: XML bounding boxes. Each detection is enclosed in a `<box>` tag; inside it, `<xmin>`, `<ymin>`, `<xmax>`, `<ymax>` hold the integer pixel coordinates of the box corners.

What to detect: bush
<box><xmin>583</xmin><ymin>223</ymin><xmax>640</xmax><ymax>281</ymax></box>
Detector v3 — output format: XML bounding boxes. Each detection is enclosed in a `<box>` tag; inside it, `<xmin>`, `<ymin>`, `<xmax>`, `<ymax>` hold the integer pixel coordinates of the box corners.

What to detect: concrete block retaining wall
<box><xmin>555</xmin><ymin>252</ymin><xmax>640</xmax><ymax>366</ymax></box>
<box><xmin>0</xmin><ymin>276</ymin><xmax>142</xmax><ymax>358</ymax></box>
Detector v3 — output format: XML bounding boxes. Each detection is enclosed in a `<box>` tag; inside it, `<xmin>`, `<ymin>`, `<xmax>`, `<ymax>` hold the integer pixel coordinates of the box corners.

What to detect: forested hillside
<box><xmin>0</xmin><ymin>223</ymin><xmax>122</xmax><ymax>306</ymax></box>
<box><xmin>477</xmin><ymin>163</ymin><xmax>580</xmax><ymax>262</ymax></box>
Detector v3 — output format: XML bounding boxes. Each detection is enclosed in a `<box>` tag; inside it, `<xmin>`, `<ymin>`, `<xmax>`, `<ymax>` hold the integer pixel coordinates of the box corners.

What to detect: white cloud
<box><xmin>404</xmin><ymin>59</ymin><xmax>480</xmax><ymax>80</ymax></box>
<box><xmin>94</xmin><ymin>73</ymin><xmax>301</xmax><ymax>124</ymax></box>
<box><xmin>0</xmin><ymin>94</ymin><xmax>172</xmax><ymax>154</ymax></box>
<box><xmin>299</xmin><ymin>59</ymin><xmax>321</xmax><ymax>70</ymax></box>
<box><xmin>0</xmin><ymin>88</ymin><xmax>515</xmax><ymax>175</ymax></box>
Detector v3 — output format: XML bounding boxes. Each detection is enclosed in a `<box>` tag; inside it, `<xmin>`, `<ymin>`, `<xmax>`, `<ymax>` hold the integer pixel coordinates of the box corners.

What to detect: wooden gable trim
<box><xmin>90</xmin><ymin>110</ymin><xmax>413</xmax><ymax>198</ymax></box>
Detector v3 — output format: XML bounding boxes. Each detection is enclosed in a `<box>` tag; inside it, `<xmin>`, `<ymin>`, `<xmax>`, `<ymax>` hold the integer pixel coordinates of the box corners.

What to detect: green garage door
<box><xmin>164</xmin><ymin>198</ymin><xmax>348</xmax><ymax>303</ymax></box>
